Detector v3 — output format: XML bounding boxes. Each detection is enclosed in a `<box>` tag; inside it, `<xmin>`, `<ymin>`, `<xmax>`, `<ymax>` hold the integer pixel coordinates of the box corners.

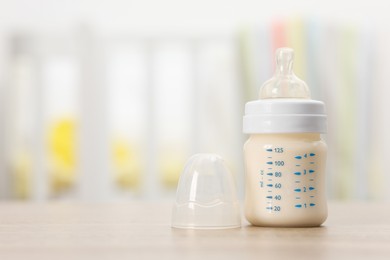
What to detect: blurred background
<box><xmin>0</xmin><ymin>0</ymin><xmax>389</xmax><ymax>201</ymax></box>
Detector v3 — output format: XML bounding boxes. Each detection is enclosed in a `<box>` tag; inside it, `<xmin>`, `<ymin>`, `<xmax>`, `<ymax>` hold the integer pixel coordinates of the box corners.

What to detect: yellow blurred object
<box><xmin>160</xmin><ymin>149</ymin><xmax>185</xmax><ymax>188</ymax></box>
<box><xmin>48</xmin><ymin>118</ymin><xmax>142</xmax><ymax>192</ymax></box>
<box><xmin>12</xmin><ymin>151</ymin><xmax>32</xmax><ymax>199</ymax></box>
<box><xmin>48</xmin><ymin>118</ymin><xmax>77</xmax><ymax>193</ymax></box>
<box><xmin>112</xmin><ymin>139</ymin><xmax>141</xmax><ymax>189</ymax></box>
<box><xmin>161</xmin><ymin>161</ymin><xmax>182</xmax><ymax>188</ymax></box>
<box><xmin>286</xmin><ymin>17</ymin><xmax>307</xmax><ymax>80</ymax></box>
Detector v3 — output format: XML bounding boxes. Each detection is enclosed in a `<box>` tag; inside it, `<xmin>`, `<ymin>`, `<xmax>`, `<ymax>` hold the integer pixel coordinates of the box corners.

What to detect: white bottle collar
<box><xmin>243</xmin><ymin>99</ymin><xmax>327</xmax><ymax>134</ymax></box>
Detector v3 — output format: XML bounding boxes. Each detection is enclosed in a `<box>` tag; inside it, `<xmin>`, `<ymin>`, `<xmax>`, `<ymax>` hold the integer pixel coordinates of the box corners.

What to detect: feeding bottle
<box><xmin>243</xmin><ymin>48</ymin><xmax>327</xmax><ymax>227</ymax></box>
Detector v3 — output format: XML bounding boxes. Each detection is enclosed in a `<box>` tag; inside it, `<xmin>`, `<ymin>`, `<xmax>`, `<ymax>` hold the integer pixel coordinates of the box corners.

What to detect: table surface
<box><xmin>0</xmin><ymin>201</ymin><xmax>389</xmax><ymax>260</ymax></box>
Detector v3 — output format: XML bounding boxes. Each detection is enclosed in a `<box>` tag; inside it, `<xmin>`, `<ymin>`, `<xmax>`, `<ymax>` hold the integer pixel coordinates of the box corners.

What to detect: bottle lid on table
<box><xmin>171</xmin><ymin>154</ymin><xmax>241</xmax><ymax>229</ymax></box>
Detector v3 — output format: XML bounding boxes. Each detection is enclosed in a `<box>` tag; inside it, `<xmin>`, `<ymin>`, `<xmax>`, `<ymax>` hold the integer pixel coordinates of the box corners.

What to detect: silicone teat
<box><xmin>259</xmin><ymin>48</ymin><xmax>311</xmax><ymax>99</ymax></box>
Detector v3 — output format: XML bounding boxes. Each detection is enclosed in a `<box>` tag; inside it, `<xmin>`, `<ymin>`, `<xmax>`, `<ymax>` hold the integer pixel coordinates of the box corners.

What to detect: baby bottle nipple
<box><xmin>259</xmin><ymin>48</ymin><xmax>311</xmax><ymax>99</ymax></box>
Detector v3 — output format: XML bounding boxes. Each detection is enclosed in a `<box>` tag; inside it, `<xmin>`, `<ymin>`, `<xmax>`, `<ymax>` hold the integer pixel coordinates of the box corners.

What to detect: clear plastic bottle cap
<box><xmin>171</xmin><ymin>154</ymin><xmax>241</xmax><ymax>229</ymax></box>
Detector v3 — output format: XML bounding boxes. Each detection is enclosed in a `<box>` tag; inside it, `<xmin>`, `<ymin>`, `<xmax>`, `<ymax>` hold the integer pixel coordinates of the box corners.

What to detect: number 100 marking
<box><xmin>275</xmin><ymin>161</ymin><xmax>284</xmax><ymax>166</ymax></box>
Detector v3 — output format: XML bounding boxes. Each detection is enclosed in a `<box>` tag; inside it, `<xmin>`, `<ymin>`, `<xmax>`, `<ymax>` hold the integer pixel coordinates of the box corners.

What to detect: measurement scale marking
<box><xmin>260</xmin><ymin>150</ymin><xmax>318</xmax><ymax>213</ymax></box>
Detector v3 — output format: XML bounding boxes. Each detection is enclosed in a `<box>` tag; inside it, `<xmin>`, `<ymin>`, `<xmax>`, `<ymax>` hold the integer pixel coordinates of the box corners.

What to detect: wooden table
<box><xmin>0</xmin><ymin>202</ymin><xmax>389</xmax><ymax>259</ymax></box>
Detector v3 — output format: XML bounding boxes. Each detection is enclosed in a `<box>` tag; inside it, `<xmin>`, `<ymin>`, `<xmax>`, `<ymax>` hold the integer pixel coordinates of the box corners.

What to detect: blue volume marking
<box><xmin>266</xmin><ymin>207</ymin><xmax>272</xmax><ymax>210</ymax></box>
<box><xmin>310</xmin><ymin>162</ymin><xmax>315</xmax><ymax>164</ymax></box>
<box><xmin>267</xmin><ymin>162</ymin><xmax>273</xmax><ymax>165</ymax></box>
<box><xmin>294</xmin><ymin>188</ymin><xmax>301</xmax><ymax>192</ymax></box>
<box><xmin>295</xmin><ymin>180</ymin><xmax>300</xmax><ymax>183</ymax></box>
<box><xmin>266</xmin><ymin>149</ymin><xmax>273</xmax><ymax>152</ymax></box>
<box><xmin>295</xmin><ymin>156</ymin><xmax>302</xmax><ymax>159</ymax></box>
<box><xmin>310</xmin><ymin>153</ymin><xmax>316</xmax><ymax>157</ymax></box>
<box><xmin>267</xmin><ymin>184</ymin><xmax>273</xmax><ymax>187</ymax></box>
<box><xmin>294</xmin><ymin>172</ymin><xmax>301</xmax><ymax>175</ymax></box>
<box><xmin>266</xmin><ymin>196</ymin><xmax>273</xmax><ymax>199</ymax></box>
<box><xmin>309</xmin><ymin>187</ymin><xmax>315</xmax><ymax>191</ymax></box>
<box><xmin>267</xmin><ymin>173</ymin><xmax>273</xmax><ymax>176</ymax></box>
<box><xmin>310</xmin><ymin>203</ymin><xmax>316</xmax><ymax>207</ymax></box>
<box><xmin>309</xmin><ymin>170</ymin><xmax>315</xmax><ymax>173</ymax></box>
<box><xmin>295</xmin><ymin>204</ymin><xmax>302</xmax><ymax>208</ymax></box>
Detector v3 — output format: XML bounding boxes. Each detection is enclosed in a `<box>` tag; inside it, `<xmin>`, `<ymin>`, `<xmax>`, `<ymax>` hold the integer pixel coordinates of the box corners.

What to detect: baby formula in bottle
<box><xmin>243</xmin><ymin>48</ymin><xmax>327</xmax><ymax>227</ymax></box>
